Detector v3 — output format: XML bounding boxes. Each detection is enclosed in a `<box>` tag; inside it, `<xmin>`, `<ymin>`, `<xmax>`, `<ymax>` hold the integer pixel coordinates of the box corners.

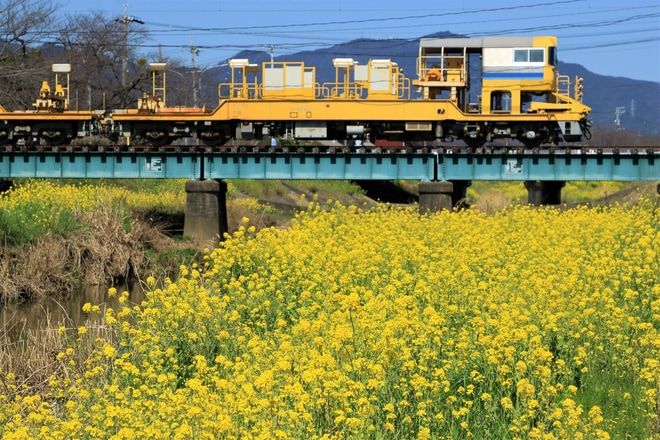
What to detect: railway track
<box><xmin>1</xmin><ymin>143</ymin><xmax>658</xmax><ymax>156</ymax></box>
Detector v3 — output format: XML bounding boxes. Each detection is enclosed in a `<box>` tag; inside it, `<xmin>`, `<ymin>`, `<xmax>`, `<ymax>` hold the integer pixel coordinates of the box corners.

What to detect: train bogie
<box><xmin>0</xmin><ymin>114</ymin><xmax>94</xmax><ymax>146</ymax></box>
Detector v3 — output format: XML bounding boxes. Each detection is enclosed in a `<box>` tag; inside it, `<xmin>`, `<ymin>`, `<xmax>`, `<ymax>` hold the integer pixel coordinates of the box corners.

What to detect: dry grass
<box><xmin>226</xmin><ymin>197</ymin><xmax>292</xmax><ymax>233</ymax></box>
<box><xmin>0</xmin><ymin>208</ymin><xmax>175</xmax><ymax>304</ymax></box>
<box><xmin>0</xmin><ymin>315</ymin><xmax>66</xmax><ymax>398</ymax></box>
<box><xmin>74</xmin><ymin>209</ymin><xmax>145</xmax><ymax>285</ymax></box>
<box><xmin>0</xmin><ymin>306</ymin><xmax>113</xmax><ymax>399</ymax></box>
<box><xmin>473</xmin><ymin>188</ymin><xmax>518</xmax><ymax>212</ymax></box>
<box><xmin>0</xmin><ymin>237</ymin><xmax>75</xmax><ymax>303</ymax></box>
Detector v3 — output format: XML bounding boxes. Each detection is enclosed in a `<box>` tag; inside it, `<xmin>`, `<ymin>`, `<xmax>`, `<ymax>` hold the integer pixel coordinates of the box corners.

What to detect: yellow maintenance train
<box><xmin>0</xmin><ymin>36</ymin><xmax>591</xmax><ymax>149</ymax></box>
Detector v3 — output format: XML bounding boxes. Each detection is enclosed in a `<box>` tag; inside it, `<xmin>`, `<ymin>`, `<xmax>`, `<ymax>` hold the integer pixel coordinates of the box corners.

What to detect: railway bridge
<box><xmin>0</xmin><ymin>145</ymin><xmax>658</xmax><ymax>245</ymax></box>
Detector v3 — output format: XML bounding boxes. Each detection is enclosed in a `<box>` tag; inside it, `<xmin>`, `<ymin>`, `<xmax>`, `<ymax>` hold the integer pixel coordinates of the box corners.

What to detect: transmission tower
<box><xmin>630</xmin><ymin>99</ymin><xmax>636</xmax><ymax>118</ymax></box>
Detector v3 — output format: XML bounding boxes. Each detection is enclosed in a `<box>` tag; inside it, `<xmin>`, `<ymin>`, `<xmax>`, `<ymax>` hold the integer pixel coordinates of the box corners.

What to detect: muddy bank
<box><xmin>0</xmin><ymin>209</ymin><xmax>192</xmax><ymax>304</ymax></box>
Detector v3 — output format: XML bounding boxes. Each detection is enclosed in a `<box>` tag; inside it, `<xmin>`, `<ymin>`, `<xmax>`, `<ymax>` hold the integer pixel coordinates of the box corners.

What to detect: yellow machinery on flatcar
<box><xmin>412</xmin><ymin>36</ymin><xmax>590</xmax><ymax>146</ymax></box>
<box><xmin>112</xmin><ymin>35</ymin><xmax>590</xmax><ymax>148</ymax></box>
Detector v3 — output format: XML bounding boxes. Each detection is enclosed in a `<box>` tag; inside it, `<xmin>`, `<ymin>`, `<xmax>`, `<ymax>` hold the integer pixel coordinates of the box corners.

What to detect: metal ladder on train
<box><xmin>556</xmin><ymin>74</ymin><xmax>571</xmax><ymax>97</ymax></box>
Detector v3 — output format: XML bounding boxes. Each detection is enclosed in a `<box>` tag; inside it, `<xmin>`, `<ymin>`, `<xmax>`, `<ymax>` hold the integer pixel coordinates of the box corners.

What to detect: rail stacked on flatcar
<box><xmin>0</xmin><ymin>36</ymin><xmax>591</xmax><ymax>148</ymax></box>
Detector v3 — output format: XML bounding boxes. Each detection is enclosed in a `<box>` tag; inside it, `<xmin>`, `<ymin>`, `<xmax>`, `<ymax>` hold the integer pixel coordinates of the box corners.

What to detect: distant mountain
<box><xmin>559</xmin><ymin>62</ymin><xmax>659</xmax><ymax>135</ymax></box>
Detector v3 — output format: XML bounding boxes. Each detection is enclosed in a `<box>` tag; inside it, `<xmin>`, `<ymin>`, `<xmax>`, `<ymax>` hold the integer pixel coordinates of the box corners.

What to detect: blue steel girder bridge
<box><xmin>2</xmin><ymin>144</ymin><xmax>657</xmax><ymax>243</ymax></box>
<box><xmin>0</xmin><ymin>145</ymin><xmax>658</xmax><ymax>182</ymax></box>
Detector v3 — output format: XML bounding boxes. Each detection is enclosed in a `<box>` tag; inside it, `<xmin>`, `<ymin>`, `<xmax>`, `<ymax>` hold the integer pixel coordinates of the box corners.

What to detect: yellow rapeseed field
<box><xmin>1</xmin><ymin>198</ymin><xmax>658</xmax><ymax>439</ymax></box>
<box><xmin>0</xmin><ymin>180</ymin><xmax>187</xmax><ymax>245</ymax></box>
<box><xmin>0</xmin><ymin>180</ymin><xmax>187</xmax><ymax>215</ymax></box>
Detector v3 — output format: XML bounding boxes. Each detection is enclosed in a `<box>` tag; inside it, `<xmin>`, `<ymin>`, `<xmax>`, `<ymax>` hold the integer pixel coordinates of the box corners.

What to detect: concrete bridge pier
<box><xmin>418</xmin><ymin>181</ymin><xmax>454</xmax><ymax>214</ymax></box>
<box><xmin>183</xmin><ymin>179</ymin><xmax>229</xmax><ymax>247</ymax></box>
<box><xmin>418</xmin><ymin>180</ymin><xmax>472</xmax><ymax>213</ymax></box>
<box><xmin>524</xmin><ymin>180</ymin><xmax>566</xmax><ymax>206</ymax></box>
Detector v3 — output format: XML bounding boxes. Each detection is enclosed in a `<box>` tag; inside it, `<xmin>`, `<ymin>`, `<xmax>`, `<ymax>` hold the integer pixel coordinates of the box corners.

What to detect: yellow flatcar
<box><xmin>114</xmin><ymin>35</ymin><xmax>590</xmax><ymax>148</ymax></box>
<box><xmin>0</xmin><ymin>77</ymin><xmax>96</xmax><ymax>146</ymax></box>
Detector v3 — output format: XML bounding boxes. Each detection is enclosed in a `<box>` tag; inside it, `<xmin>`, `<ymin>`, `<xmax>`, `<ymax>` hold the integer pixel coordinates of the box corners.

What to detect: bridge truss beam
<box><xmin>0</xmin><ymin>149</ymin><xmax>657</xmax><ymax>181</ymax></box>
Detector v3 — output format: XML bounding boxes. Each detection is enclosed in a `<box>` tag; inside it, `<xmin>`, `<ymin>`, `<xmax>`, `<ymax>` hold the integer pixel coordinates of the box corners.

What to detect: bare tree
<box><xmin>587</xmin><ymin>125</ymin><xmax>660</xmax><ymax>147</ymax></box>
<box><xmin>0</xmin><ymin>0</ymin><xmax>58</xmax><ymax>109</ymax></box>
<box><xmin>161</xmin><ymin>63</ymin><xmax>196</xmax><ymax>108</ymax></box>
<box><xmin>55</xmin><ymin>10</ymin><xmax>150</xmax><ymax>109</ymax></box>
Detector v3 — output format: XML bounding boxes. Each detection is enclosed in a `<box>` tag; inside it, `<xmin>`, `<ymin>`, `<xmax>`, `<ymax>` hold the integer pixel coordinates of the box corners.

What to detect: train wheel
<box><xmin>202</xmin><ymin>134</ymin><xmax>226</xmax><ymax>146</ymax></box>
<box><xmin>40</xmin><ymin>130</ymin><xmax>68</xmax><ymax>145</ymax></box>
<box><xmin>520</xmin><ymin>129</ymin><xmax>547</xmax><ymax>148</ymax></box>
<box><xmin>521</xmin><ymin>137</ymin><xmax>544</xmax><ymax>148</ymax></box>
<box><xmin>462</xmin><ymin>125</ymin><xmax>486</xmax><ymax>148</ymax></box>
<box><xmin>143</xmin><ymin>130</ymin><xmax>171</xmax><ymax>147</ymax></box>
<box><xmin>463</xmin><ymin>133</ymin><xmax>486</xmax><ymax>148</ymax></box>
<box><xmin>198</xmin><ymin>129</ymin><xmax>226</xmax><ymax>146</ymax></box>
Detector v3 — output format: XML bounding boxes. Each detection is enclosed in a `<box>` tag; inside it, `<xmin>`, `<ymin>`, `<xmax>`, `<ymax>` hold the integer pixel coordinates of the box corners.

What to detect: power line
<box><xmin>139</xmin><ymin>5</ymin><xmax>657</xmax><ymax>37</ymax></box>
<box><xmin>20</xmin><ymin>0</ymin><xmax>660</xmax><ymax>82</ymax></box>
<box><xmin>142</xmin><ymin>0</ymin><xmax>586</xmax><ymax>33</ymax></box>
<box><xmin>31</xmin><ymin>3</ymin><xmax>658</xmax><ymax>48</ymax></box>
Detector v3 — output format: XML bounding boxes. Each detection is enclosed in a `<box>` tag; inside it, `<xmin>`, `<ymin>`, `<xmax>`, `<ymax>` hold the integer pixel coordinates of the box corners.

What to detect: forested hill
<box><xmin>226</xmin><ymin>32</ymin><xmax>659</xmax><ymax>136</ymax></box>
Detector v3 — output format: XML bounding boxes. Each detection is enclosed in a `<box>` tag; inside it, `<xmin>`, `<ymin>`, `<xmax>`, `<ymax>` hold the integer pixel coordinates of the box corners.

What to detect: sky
<box><xmin>59</xmin><ymin>0</ymin><xmax>660</xmax><ymax>83</ymax></box>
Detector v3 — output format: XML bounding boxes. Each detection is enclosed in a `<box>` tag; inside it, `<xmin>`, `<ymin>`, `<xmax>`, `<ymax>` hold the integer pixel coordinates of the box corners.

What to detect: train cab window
<box><xmin>514</xmin><ymin>50</ymin><xmax>528</xmax><ymax>62</ymax></box>
<box><xmin>514</xmin><ymin>48</ymin><xmax>545</xmax><ymax>63</ymax></box>
<box><xmin>530</xmin><ymin>49</ymin><xmax>544</xmax><ymax>62</ymax></box>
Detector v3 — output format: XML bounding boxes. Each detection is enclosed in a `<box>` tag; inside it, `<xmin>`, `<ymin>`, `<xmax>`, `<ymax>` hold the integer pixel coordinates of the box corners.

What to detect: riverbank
<box><xmin>1</xmin><ymin>209</ymin><xmax>166</xmax><ymax>302</ymax></box>
<box><xmin>0</xmin><ymin>179</ymin><xmax>373</xmax><ymax>305</ymax></box>
<box><xmin>1</xmin><ymin>179</ymin><xmax>656</xmax><ymax>304</ymax></box>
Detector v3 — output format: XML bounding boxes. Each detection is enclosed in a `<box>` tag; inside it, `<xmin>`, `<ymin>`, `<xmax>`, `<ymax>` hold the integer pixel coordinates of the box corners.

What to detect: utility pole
<box><xmin>615</xmin><ymin>106</ymin><xmax>625</xmax><ymax>131</ymax></box>
<box><xmin>117</xmin><ymin>5</ymin><xmax>144</xmax><ymax>88</ymax></box>
<box><xmin>190</xmin><ymin>38</ymin><xmax>200</xmax><ymax>107</ymax></box>
<box><xmin>262</xmin><ymin>44</ymin><xmax>279</xmax><ymax>66</ymax></box>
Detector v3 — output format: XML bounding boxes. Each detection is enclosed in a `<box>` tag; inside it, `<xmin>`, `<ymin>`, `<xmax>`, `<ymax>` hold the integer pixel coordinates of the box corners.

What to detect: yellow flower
<box><xmin>102</xmin><ymin>343</ymin><xmax>117</xmax><ymax>359</ymax></box>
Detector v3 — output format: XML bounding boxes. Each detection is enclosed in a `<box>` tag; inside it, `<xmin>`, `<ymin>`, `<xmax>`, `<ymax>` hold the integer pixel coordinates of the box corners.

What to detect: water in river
<box><xmin>1</xmin><ymin>281</ymin><xmax>146</xmax><ymax>341</ymax></box>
